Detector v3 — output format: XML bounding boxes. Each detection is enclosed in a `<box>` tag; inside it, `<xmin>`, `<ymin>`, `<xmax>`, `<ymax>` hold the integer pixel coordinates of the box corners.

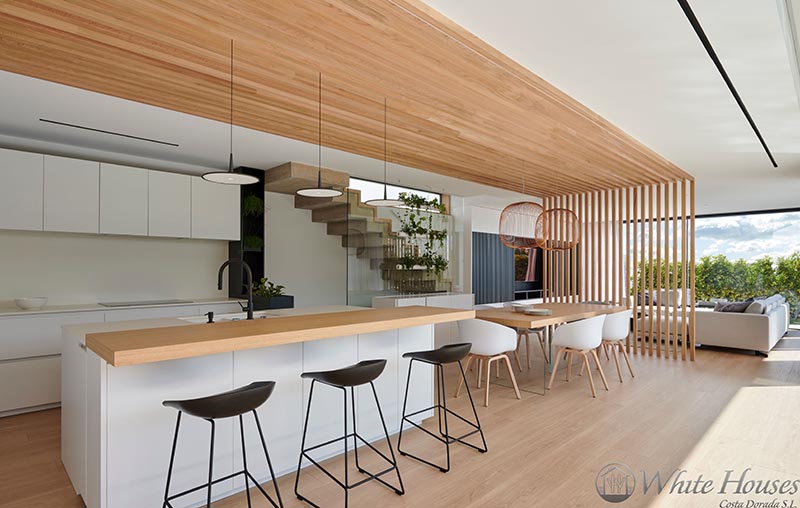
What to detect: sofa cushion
<box><xmin>744</xmin><ymin>301</ymin><xmax>766</xmax><ymax>314</ymax></box>
<box><xmin>714</xmin><ymin>299</ymin><xmax>753</xmax><ymax>313</ymax></box>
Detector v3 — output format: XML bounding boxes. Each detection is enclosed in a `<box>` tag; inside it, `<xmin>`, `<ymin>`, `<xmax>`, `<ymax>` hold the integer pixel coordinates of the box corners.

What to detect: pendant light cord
<box><xmin>318</xmin><ymin>72</ymin><xmax>322</xmax><ymax>188</ymax></box>
<box><xmin>228</xmin><ymin>39</ymin><xmax>234</xmax><ymax>172</ymax></box>
<box><xmin>383</xmin><ymin>98</ymin><xmax>388</xmax><ymax>200</ymax></box>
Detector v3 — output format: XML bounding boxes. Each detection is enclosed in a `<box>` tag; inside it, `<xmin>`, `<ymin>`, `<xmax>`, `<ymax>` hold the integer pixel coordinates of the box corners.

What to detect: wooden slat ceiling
<box><xmin>0</xmin><ymin>0</ymin><xmax>690</xmax><ymax>196</ymax></box>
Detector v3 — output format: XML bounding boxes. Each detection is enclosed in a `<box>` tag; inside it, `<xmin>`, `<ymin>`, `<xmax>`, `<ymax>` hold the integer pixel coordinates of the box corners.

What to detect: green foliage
<box><xmin>515</xmin><ymin>251</ymin><xmax>529</xmax><ymax>281</ymax></box>
<box><xmin>243</xmin><ymin>195</ymin><xmax>264</xmax><ymax>217</ymax></box>
<box><xmin>397</xmin><ymin>192</ymin><xmax>449</xmax><ymax>275</ymax></box>
<box><xmin>243</xmin><ymin>234</ymin><xmax>264</xmax><ymax>250</ymax></box>
<box><xmin>629</xmin><ymin>253</ymin><xmax>800</xmax><ymax>322</ymax></box>
<box><xmin>250</xmin><ymin>277</ymin><xmax>286</xmax><ymax>297</ymax></box>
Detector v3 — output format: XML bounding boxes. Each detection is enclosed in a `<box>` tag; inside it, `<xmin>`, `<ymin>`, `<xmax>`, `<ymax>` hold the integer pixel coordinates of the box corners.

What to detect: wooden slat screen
<box><xmin>543</xmin><ymin>180</ymin><xmax>696</xmax><ymax>361</ymax></box>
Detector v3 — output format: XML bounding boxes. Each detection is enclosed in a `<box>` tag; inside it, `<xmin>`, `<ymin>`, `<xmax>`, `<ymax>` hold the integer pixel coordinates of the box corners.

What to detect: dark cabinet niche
<box><xmin>228</xmin><ymin>166</ymin><xmax>265</xmax><ymax>298</ymax></box>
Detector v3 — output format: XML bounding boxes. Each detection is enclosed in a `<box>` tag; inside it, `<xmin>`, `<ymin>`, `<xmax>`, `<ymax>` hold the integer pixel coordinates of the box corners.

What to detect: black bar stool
<box><xmin>397</xmin><ymin>343</ymin><xmax>487</xmax><ymax>472</ymax></box>
<box><xmin>294</xmin><ymin>359</ymin><xmax>404</xmax><ymax>508</ymax></box>
<box><xmin>161</xmin><ymin>381</ymin><xmax>283</xmax><ymax>508</ymax></box>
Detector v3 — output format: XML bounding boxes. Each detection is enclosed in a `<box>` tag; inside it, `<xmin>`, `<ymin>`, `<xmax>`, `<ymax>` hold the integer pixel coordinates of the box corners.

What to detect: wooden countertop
<box><xmin>86</xmin><ymin>306</ymin><xmax>475</xmax><ymax>367</ymax></box>
<box><xmin>476</xmin><ymin>303</ymin><xmax>628</xmax><ymax>328</ymax></box>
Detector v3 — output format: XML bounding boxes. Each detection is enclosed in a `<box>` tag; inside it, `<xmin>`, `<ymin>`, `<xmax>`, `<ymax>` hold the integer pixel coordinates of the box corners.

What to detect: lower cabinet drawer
<box><xmin>0</xmin><ymin>355</ymin><xmax>61</xmax><ymax>413</ymax></box>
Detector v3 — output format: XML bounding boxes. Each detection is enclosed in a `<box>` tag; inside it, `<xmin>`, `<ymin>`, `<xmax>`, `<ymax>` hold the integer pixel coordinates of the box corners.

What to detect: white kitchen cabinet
<box><xmin>0</xmin><ymin>311</ymin><xmax>105</xmax><ymax>361</ymax></box>
<box><xmin>44</xmin><ymin>155</ymin><xmax>100</xmax><ymax>234</ymax></box>
<box><xmin>191</xmin><ymin>177</ymin><xmax>240</xmax><ymax>240</ymax></box>
<box><xmin>103</xmin><ymin>306</ymin><xmax>200</xmax><ymax>322</ymax></box>
<box><xmin>0</xmin><ymin>355</ymin><xmax>61</xmax><ymax>413</ymax></box>
<box><xmin>0</xmin><ymin>148</ymin><xmax>44</xmax><ymax>231</ymax></box>
<box><xmin>148</xmin><ymin>170</ymin><xmax>191</xmax><ymax>238</ymax></box>
<box><xmin>100</xmin><ymin>163</ymin><xmax>148</xmax><ymax>235</ymax></box>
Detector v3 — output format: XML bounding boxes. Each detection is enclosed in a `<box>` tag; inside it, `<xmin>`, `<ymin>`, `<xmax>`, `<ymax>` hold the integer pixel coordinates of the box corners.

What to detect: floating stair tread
<box><xmin>265</xmin><ymin>162</ymin><xmax>349</xmax><ymax>194</ymax></box>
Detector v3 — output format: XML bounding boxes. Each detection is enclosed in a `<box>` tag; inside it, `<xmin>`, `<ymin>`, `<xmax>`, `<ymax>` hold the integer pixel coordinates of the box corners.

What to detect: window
<box><xmin>348</xmin><ymin>177</ymin><xmax>442</xmax><ymax>210</ymax></box>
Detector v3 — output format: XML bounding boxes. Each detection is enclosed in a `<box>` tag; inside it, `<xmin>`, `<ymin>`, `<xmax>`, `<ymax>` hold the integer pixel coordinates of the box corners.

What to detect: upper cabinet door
<box><xmin>148</xmin><ymin>170</ymin><xmax>191</xmax><ymax>238</ymax></box>
<box><xmin>100</xmin><ymin>164</ymin><xmax>148</xmax><ymax>236</ymax></box>
<box><xmin>44</xmin><ymin>155</ymin><xmax>100</xmax><ymax>234</ymax></box>
<box><xmin>191</xmin><ymin>177</ymin><xmax>240</xmax><ymax>240</ymax></box>
<box><xmin>0</xmin><ymin>148</ymin><xmax>44</xmax><ymax>231</ymax></box>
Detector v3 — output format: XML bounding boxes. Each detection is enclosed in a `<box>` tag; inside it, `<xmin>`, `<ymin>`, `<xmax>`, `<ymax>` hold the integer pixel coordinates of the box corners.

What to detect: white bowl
<box><xmin>14</xmin><ymin>297</ymin><xmax>48</xmax><ymax>310</ymax></box>
<box><xmin>512</xmin><ymin>303</ymin><xmax>535</xmax><ymax>313</ymax></box>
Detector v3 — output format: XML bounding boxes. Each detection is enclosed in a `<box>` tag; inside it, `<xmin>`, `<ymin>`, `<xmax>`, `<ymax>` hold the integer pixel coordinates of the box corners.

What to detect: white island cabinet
<box><xmin>61</xmin><ymin>305</ymin><xmax>470</xmax><ymax>508</ymax></box>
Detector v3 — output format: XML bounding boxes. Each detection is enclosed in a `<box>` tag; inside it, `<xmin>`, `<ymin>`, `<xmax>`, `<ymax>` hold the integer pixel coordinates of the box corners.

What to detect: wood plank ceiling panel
<box><xmin>0</xmin><ymin>0</ymin><xmax>691</xmax><ymax>196</ymax></box>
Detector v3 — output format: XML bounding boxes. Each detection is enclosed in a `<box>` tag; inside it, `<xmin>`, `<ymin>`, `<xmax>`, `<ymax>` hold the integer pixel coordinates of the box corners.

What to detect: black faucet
<box><xmin>217</xmin><ymin>258</ymin><xmax>254</xmax><ymax>320</ymax></box>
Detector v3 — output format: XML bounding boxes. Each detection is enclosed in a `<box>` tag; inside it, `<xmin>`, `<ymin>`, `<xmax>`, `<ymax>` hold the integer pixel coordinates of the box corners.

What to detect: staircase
<box><xmin>264</xmin><ymin>161</ymin><xmax>452</xmax><ymax>293</ymax></box>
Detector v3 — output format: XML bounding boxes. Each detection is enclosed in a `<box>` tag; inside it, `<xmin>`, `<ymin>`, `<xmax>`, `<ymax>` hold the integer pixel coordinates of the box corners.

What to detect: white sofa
<box><xmin>643</xmin><ymin>291</ymin><xmax>788</xmax><ymax>354</ymax></box>
<box><xmin>695</xmin><ymin>295</ymin><xmax>789</xmax><ymax>354</ymax></box>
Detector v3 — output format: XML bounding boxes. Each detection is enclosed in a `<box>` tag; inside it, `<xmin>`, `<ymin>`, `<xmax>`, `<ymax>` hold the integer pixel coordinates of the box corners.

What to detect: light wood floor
<box><xmin>3</xmin><ymin>346</ymin><xmax>799</xmax><ymax>508</ymax></box>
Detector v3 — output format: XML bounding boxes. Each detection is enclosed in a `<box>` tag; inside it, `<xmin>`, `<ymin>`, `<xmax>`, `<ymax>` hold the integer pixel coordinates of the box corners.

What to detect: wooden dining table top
<box><xmin>475</xmin><ymin>302</ymin><xmax>629</xmax><ymax>328</ymax></box>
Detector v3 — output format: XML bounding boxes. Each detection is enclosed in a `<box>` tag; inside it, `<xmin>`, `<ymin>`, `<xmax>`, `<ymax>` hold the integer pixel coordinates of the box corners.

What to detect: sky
<box><xmin>695</xmin><ymin>211</ymin><xmax>800</xmax><ymax>262</ymax></box>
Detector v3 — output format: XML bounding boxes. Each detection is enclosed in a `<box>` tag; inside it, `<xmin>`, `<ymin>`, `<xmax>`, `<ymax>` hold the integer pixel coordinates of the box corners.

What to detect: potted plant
<box><xmin>250</xmin><ymin>277</ymin><xmax>294</xmax><ymax>310</ymax></box>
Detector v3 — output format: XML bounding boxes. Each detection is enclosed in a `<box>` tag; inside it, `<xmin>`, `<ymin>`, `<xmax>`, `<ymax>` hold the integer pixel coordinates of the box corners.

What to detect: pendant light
<box><xmin>296</xmin><ymin>73</ymin><xmax>343</xmax><ymax>198</ymax></box>
<box><xmin>365</xmin><ymin>98</ymin><xmax>403</xmax><ymax>207</ymax></box>
<box><xmin>202</xmin><ymin>40</ymin><xmax>259</xmax><ymax>185</ymax></box>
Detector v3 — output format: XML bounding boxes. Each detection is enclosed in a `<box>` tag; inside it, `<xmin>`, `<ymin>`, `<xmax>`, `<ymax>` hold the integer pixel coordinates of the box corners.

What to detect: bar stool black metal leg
<box><xmin>458</xmin><ymin>359</ymin><xmax>488</xmax><ymax>453</ymax></box>
<box><xmin>162</xmin><ymin>411</ymin><xmax>182</xmax><ymax>508</ymax></box>
<box><xmin>238</xmin><ymin>415</ymin><xmax>252</xmax><ymax>508</ymax></box>
<box><xmin>350</xmin><ymin>387</ymin><xmax>362</xmax><ymax>475</ymax></box>
<box><xmin>252</xmin><ymin>410</ymin><xmax>284</xmax><ymax>508</ymax></box>
<box><xmin>369</xmin><ymin>381</ymin><xmax>405</xmax><ymax>495</ymax></box>
<box><xmin>396</xmin><ymin>359</ymin><xmax>414</xmax><ymax>455</ymax></box>
<box><xmin>294</xmin><ymin>380</ymin><xmax>315</xmax><ymax>503</ymax></box>
<box><xmin>206</xmin><ymin>419</ymin><xmax>215</xmax><ymax>508</ymax></box>
<box><xmin>342</xmin><ymin>387</ymin><xmax>349</xmax><ymax>508</ymax></box>
<box><xmin>438</xmin><ymin>365</ymin><xmax>452</xmax><ymax>472</ymax></box>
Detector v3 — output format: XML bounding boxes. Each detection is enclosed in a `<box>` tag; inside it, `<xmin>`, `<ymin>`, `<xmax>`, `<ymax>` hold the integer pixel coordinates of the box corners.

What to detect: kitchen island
<box><xmin>61</xmin><ymin>305</ymin><xmax>474</xmax><ymax>508</ymax></box>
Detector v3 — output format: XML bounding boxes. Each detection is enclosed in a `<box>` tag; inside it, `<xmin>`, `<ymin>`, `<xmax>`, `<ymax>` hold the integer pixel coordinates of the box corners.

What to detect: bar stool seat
<box><xmin>403</xmin><ymin>342</ymin><xmax>472</xmax><ymax>364</ymax></box>
<box><xmin>295</xmin><ymin>359</ymin><xmax>404</xmax><ymax>508</ymax></box>
<box><xmin>163</xmin><ymin>381</ymin><xmax>275</xmax><ymax>419</ymax></box>
<box><xmin>398</xmin><ymin>342</ymin><xmax>487</xmax><ymax>473</ymax></box>
<box><xmin>300</xmin><ymin>359</ymin><xmax>386</xmax><ymax>387</ymax></box>
<box><xmin>161</xmin><ymin>381</ymin><xmax>283</xmax><ymax>508</ymax></box>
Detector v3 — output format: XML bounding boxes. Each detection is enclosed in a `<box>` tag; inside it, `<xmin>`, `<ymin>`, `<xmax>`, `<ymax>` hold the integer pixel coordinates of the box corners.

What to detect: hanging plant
<box><xmin>396</xmin><ymin>192</ymin><xmax>449</xmax><ymax>275</ymax></box>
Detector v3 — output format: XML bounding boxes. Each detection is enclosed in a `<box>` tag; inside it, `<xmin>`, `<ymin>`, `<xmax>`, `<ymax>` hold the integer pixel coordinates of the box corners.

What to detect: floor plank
<box><xmin>2</xmin><ymin>346</ymin><xmax>799</xmax><ymax>507</ymax></box>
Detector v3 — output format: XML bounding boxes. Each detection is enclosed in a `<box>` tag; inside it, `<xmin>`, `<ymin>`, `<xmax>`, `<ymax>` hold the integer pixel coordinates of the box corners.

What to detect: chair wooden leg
<box><xmin>566</xmin><ymin>351</ymin><xmax>573</xmax><ymax>382</ymax></box>
<box><xmin>477</xmin><ymin>358</ymin><xmax>483</xmax><ymax>389</ymax></box>
<box><xmin>456</xmin><ymin>355</ymin><xmax>473</xmax><ymax>397</ymax></box>
<box><xmin>512</xmin><ymin>350</ymin><xmax>523</xmax><ymax>372</ymax></box>
<box><xmin>547</xmin><ymin>348</ymin><xmax>564</xmax><ymax>390</ymax></box>
<box><xmin>603</xmin><ymin>343</ymin><xmax>610</xmax><ymax>361</ymax></box>
<box><xmin>484</xmin><ymin>357</ymin><xmax>493</xmax><ymax>407</ymax></box>
<box><xmin>496</xmin><ymin>359</ymin><xmax>500</xmax><ymax>379</ymax></box>
<box><xmin>591</xmin><ymin>350</ymin><xmax>609</xmax><ymax>391</ymax></box>
<box><xmin>582</xmin><ymin>354</ymin><xmax>597</xmax><ymax>398</ymax></box>
<box><xmin>620</xmin><ymin>344</ymin><xmax>635</xmax><ymax>378</ymax></box>
<box><xmin>610</xmin><ymin>342</ymin><xmax>623</xmax><ymax>382</ymax></box>
<box><xmin>503</xmin><ymin>355</ymin><xmax>522</xmax><ymax>400</ymax></box>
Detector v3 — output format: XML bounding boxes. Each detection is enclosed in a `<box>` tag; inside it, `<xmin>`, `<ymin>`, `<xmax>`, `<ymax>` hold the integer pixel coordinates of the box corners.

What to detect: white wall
<box><xmin>264</xmin><ymin>192</ymin><xmax>347</xmax><ymax>307</ymax></box>
<box><xmin>0</xmin><ymin>230</ymin><xmax>229</xmax><ymax>306</ymax></box>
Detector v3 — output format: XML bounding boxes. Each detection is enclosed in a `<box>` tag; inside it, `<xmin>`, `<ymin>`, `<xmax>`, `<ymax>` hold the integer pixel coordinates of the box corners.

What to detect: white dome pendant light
<box><xmin>296</xmin><ymin>73</ymin><xmax>343</xmax><ymax>198</ymax></box>
<box><xmin>365</xmin><ymin>98</ymin><xmax>403</xmax><ymax>207</ymax></box>
<box><xmin>202</xmin><ymin>40</ymin><xmax>259</xmax><ymax>185</ymax></box>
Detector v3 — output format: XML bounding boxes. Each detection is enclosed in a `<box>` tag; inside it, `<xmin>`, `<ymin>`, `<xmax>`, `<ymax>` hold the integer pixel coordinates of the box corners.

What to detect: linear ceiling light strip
<box><xmin>677</xmin><ymin>0</ymin><xmax>778</xmax><ymax>168</ymax></box>
<box><xmin>39</xmin><ymin>118</ymin><xmax>179</xmax><ymax>146</ymax></box>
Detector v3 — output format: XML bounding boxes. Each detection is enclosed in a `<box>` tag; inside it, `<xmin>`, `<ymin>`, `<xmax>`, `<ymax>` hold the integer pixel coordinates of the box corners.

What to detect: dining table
<box><xmin>475</xmin><ymin>302</ymin><xmax>629</xmax><ymax>394</ymax></box>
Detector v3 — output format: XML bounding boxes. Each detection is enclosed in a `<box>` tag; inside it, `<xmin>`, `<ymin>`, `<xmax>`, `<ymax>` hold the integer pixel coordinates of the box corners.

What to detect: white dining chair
<box><xmin>547</xmin><ymin>315</ymin><xmax>609</xmax><ymax>398</ymax></box>
<box><xmin>455</xmin><ymin>319</ymin><xmax>522</xmax><ymax>407</ymax></box>
<box><xmin>475</xmin><ymin>302</ymin><xmax>547</xmax><ymax>370</ymax></box>
<box><xmin>601</xmin><ymin>310</ymin><xmax>635</xmax><ymax>382</ymax></box>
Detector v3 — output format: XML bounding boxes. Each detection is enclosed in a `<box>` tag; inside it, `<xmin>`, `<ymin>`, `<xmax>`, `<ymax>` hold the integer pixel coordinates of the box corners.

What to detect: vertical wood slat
<box><xmin>689</xmin><ymin>179</ymin><xmax>696</xmax><ymax>361</ymax></box>
<box><xmin>617</xmin><ymin>189</ymin><xmax>627</xmax><ymax>305</ymax></box>
<box><xmin>647</xmin><ymin>184</ymin><xmax>654</xmax><ymax>356</ymax></box>
<box><xmin>672</xmin><ymin>181</ymin><xmax>679</xmax><ymax>360</ymax></box>
<box><xmin>603</xmin><ymin>189</ymin><xmax>609</xmax><ymax>303</ymax></box>
<box><xmin>681</xmin><ymin>180</ymin><xmax>688</xmax><ymax>361</ymax></box>
<box><xmin>656</xmin><ymin>183</ymin><xmax>662</xmax><ymax>357</ymax></box>
<box><xmin>560</xmin><ymin>194</ymin><xmax>565</xmax><ymax>302</ymax></box>
<box><xmin>640</xmin><ymin>186</ymin><xmax>646</xmax><ymax>355</ymax></box>
<box><xmin>664</xmin><ymin>182</ymin><xmax>671</xmax><ymax>359</ymax></box>
<box><xmin>562</xmin><ymin>194</ymin><xmax>567</xmax><ymax>303</ymax></box>
<box><xmin>611</xmin><ymin>189</ymin><xmax>617</xmax><ymax>305</ymax></box>
<box><xmin>543</xmin><ymin>196</ymin><xmax>548</xmax><ymax>303</ymax></box>
<box><xmin>631</xmin><ymin>187</ymin><xmax>642</xmax><ymax>354</ymax></box>
<box><xmin>571</xmin><ymin>194</ymin><xmax>577</xmax><ymax>303</ymax></box>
